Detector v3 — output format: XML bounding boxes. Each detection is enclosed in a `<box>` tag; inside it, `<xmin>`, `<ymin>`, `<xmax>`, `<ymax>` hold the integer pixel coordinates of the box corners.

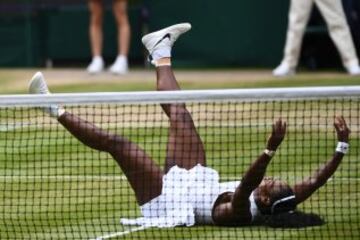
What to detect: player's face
<box><xmin>257</xmin><ymin>177</ymin><xmax>290</xmax><ymax>206</ymax></box>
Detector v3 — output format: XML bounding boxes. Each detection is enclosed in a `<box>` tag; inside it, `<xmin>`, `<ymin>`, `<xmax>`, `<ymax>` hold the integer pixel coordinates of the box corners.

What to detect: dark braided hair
<box><xmin>264</xmin><ymin>211</ymin><xmax>325</xmax><ymax>228</ymax></box>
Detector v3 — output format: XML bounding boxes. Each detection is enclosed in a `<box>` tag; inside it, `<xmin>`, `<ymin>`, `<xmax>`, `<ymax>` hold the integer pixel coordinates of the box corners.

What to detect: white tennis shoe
<box><xmin>142</xmin><ymin>23</ymin><xmax>192</xmax><ymax>62</ymax></box>
<box><xmin>29</xmin><ymin>72</ymin><xmax>64</xmax><ymax>118</ymax></box>
<box><xmin>87</xmin><ymin>56</ymin><xmax>104</xmax><ymax>74</ymax></box>
<box><xmin>109</xmin><ymin>55</ymin><xmax>128</xmax><ymax>75</ymax></box>
<box><xmin>29</xmin><ymin>72</ymin><xmax>51</xmax><ymax>95</ymax></box>
<box><xmin>346</xmin><ymin>63</ymin><xmax>360</xmax><ymax>76</ymax></box>
<box><xmin>273</xmin><ymin>62</ymin><xmax>296</xmax><ymax>77</ymax></box>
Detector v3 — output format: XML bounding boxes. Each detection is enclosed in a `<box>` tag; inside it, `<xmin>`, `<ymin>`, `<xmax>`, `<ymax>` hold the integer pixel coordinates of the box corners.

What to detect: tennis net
<box><xmin>0</xmin><ymin>86</ymin><xmax>359</xmax><ymax>239</ymax></box>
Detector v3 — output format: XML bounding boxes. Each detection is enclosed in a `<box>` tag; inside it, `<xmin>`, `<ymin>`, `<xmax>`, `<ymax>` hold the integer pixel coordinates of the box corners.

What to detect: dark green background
<box><xmin>2</xmin><ymin>0</ymin><xmax>351</xmax><ymax>68</ymax></box>
<box><xmin>145</xmin><ymin>0</ymin><xmax>289</xmax><ymax>67</ymax></box>
<box><xmin>0</xmin><ymin>0</ymin><xmax>291</xmax><ymax>67</ymax></box>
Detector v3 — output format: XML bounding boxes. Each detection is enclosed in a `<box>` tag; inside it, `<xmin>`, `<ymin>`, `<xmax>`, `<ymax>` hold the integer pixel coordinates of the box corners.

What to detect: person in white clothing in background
<box><xmin>274</xmin><ymin>0</ymin><xmax>360</xmax><ymax>76</ymax></box>
<box><xmin>87</xmin><ymin>0</ymin><xmax>130</xmax><ymax>75</ymax></box>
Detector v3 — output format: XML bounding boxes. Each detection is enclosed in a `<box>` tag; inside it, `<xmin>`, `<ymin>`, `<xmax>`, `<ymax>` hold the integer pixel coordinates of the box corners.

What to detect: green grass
<box><xmin>0</xmin><ymin>124</ymin><xmax>359</xmax><ymax>239</ymax></box>
<box><xmin>1</xmin><ymin>68</ymin><xmax>360</xmax><ymax>94</ymax></box>
<box><xmin>0</xmin><ymin>69</ymin><xmax>359</xmax><ymax>239</ymax></box>
<box><xmin>28</xmin><ymin>77</ymin><xmax>360</xmax><ymax>94</ymax></box>
<box><xmin>47</xmin><ymin>76</ymin><xmax>360</xmax><ymax>93</ymax></box>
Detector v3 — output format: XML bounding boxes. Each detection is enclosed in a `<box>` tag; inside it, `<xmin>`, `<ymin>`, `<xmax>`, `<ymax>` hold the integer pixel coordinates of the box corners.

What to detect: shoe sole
<box><xmin>141</xmin><ymin>23</ymin><xmax>191</xmax><ymax>51</ymax></box>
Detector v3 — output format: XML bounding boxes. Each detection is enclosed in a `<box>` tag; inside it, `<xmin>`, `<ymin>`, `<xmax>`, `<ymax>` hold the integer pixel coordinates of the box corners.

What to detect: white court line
<box><xmin>92</xmin><ymin>226</ymin><xmax>150</xmax><ymax>240</ymax></box>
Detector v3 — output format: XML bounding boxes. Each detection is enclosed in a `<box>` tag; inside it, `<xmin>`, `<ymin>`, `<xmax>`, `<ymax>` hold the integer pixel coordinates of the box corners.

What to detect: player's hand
<box><xmin>334</xmin><ymin>116</ymin><xmax>350</xmax><ymax>143</ymax></box>
<box><xmin>266</xmin><ymin>118</ymin><xmax>287</xmax><ymax>151</ymax></box>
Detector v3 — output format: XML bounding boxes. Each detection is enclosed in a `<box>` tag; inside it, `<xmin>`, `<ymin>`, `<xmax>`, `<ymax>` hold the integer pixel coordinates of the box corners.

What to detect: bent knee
<box><xmin>99</xmin><ymin>134</ymin><xmax>125</xmax><ymax>154</ymax></box>
<box><xmin>170</xmin><ymin>107</ymin><xmax>194</xmax><ymax>124</ymax></box>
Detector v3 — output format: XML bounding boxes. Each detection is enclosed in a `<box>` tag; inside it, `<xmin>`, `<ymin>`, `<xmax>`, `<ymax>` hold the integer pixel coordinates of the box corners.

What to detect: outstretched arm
<box><xmin>232</xmin><ymin>119</ymin><xmax>287</xmax><ymax>211</ymax></box>
<box><xmin>212</xmin><ymin>119</ymin><xmax>286</xmax><ymax>225</ymax></box>
<box><xmin>292</xmin><ymin>116</ymin><xmax>350</xmax><ymax>205</ymax></box>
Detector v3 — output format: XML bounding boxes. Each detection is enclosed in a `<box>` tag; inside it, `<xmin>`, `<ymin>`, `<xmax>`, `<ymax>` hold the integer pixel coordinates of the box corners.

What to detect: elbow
<box><xmin>240</xmin><ymin>177</ymin><xmax>262</xmax><ymax>192</ymax></box>
<box><xmin>309</xmin><ymin>177</ymin><xmax>326</xmax><ymax>190</ymax></box>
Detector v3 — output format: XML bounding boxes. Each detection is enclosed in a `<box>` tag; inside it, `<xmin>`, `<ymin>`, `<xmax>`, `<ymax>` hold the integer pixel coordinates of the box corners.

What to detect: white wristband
<box><xmin>264</xmin><ymin>149</ymin><xmax>276</xmax><ymax>158</ymax></box>
<box><xmin>336</xmin><ymin>142</ymin><xmax>349</xmax><ymax>154</ymax></box>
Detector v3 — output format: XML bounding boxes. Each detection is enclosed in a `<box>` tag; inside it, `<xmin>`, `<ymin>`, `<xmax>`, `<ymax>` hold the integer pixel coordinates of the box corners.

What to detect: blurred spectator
<box><xmin>343</xmin><ymin>0</ymin><xmax>360</xmax><ymax>49</ymax></box>
<box><xmin>274</xmin><ymin>0</ymin><xmax>360</xmax><ymax>76</ymax></box>
<box><xmin>87</xmin><ymin>0</ymin><xmax>130</xmax><ymax>74</ymax></box>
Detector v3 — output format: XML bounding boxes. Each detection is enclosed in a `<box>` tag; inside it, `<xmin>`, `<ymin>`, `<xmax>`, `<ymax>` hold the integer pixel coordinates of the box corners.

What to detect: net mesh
<box><xmin>0</xmin><ymin>96</ymin><xmax>359</xmax><ymax>239</ymax></box>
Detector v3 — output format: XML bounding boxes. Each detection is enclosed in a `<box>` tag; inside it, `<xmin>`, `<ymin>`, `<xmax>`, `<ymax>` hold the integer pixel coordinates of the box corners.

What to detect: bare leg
<box><xmin>58</xmin><ymin>112</ymin><xmax>163</xmax><ymax>205</ymax></box>
<box><xmin>89</xmin><ymin>0</ymin><xmax>103</xmax><ymax>57</ymax></box>
<box><xmin>156</xmin><ymin>59</ymin><xmax>206</xmax><ymax>173</ymax></box>
<box><xmin>113</xmin><ymin>0</ymin><xmax>130</xmax><ymax>57</ymax></box>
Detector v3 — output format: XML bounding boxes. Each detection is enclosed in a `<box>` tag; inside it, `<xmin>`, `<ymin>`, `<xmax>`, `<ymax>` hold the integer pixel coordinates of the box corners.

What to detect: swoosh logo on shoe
<box><xmin>153</xmin><ymin>33</ymin><xmax>171</xmax><ymax>48</ymax></box>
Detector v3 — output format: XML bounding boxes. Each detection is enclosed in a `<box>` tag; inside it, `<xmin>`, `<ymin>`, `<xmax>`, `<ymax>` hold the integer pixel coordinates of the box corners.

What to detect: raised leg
<box><xmin>58</xmin><ymin>112</ymin><xmax>163</xmax><ymax>205</ymax></box>
<box><xmin>156</xmin><ymin>64</ymin><xmax>206</xmax><ymax>173</ymax></box>
<box><xmin>29</xmin><ymin>72</ymin><xmax>162</xmax><ymax>206</ymax></box>
<box><xmin>141</xmin><ymin>23</ymin><xmax>206</xmax><ymax>172</ymax></box>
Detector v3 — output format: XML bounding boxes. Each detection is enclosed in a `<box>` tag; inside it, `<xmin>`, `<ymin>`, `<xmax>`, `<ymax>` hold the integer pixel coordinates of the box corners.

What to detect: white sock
<box><xmin>48</xmin><ymin>105</ymin><xmax>65</xmax><ymax>118</ymax></box>
<box><xmin>151</xmin><ymin>48</ymin><xmax>171</xmax><ymax>64</ymax></box>
<box><xmin>93</xmin><ymin>56</ymin><xmax>103</xmax><ymax>62</ymax></box>
<box><xmin>155</xmin><ymin>61</ymin><xmax>171</xmax><ymax>67</ymax></box>
<box><xmin>116</xmin><ymin>55</ymin><xmax>127</xmax><ymax>61</ymax></box>
<box><xmin>57</xmin><ymin>107</ymin><xmax>65</xmax><ymax>118</ymax></box>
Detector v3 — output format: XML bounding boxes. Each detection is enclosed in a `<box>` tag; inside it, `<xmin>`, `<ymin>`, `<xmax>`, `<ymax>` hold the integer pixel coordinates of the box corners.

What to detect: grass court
<box><xmin>0</xmin><ymin>68</ymin><xmax>359</xmax><ymax>239</ymax></box>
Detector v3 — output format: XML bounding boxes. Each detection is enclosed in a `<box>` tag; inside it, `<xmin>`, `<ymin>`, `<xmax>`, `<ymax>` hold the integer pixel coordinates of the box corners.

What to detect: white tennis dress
<box><xmin>120</xmin><ymin>164</ymin><xmax>261</xmax><ymax>228</ymax></box>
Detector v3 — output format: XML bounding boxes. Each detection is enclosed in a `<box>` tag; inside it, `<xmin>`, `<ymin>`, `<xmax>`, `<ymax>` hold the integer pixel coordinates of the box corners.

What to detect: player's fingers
<box><xmin>276</xmin><ymin>118</ymin><xmax>281</xmax><ymax>131</ymax></box>
<box><xmin>272</xmin><ymin>123</ymin><xmax>276</xmax><ymax>134</ymax></box>
<box><xmin>340</xmin><ymin>116</ymin><xmax>347</xmax><ymax>127</ymax></box>
<box><xmin>279</xmin><ymin>120</ymin><xmax>285</xmax><ymax>134</ymax></box>
<box><xmin>335</xmin><ymin>116</ymin><xmax>341</xmax><ymax>123</ymax></box>
<box><xmin>340</xmin><ymin>116</ymin><xmax>348</xmax><ymax>128</ymax></box>
<box><xmin>335</xmin><ymin>116</ymin><xmax>343</xmax><ymax>128</ymax></box>
<box><xmin>282</xmin><ymin>121</ymin><xmax>287</xmax><ymax>135</ymax></box>
<box><xmin>334</xmin><ymin>122</ymin><xmax>340</xmax><ymax>132</ymax></box>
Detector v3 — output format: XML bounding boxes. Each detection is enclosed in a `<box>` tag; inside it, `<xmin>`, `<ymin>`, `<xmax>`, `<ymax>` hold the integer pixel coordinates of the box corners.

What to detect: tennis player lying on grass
<box><xmin>29</xmin><ymin>23</ymin><xmax>350</xmax><ymax>228</ymax></box>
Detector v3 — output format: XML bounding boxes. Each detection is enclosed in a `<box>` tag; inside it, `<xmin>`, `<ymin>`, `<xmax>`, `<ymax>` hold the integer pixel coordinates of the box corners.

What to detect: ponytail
<box><xmin>264</xmin><ymin>211</ymin><xmax>325</xmax><ymax>228</ymax></box>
